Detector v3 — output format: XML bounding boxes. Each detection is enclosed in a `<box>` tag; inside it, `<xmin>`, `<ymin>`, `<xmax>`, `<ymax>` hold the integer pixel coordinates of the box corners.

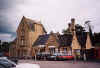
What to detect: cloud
<box><xmin>0</xmin><ymin>0</ymin><xmax>100</xmax><ymax>41</ymax></box>
<box><xmin>0</xmin><ymin>33</ymin><xmax>15</xmax><ymax>42</ymax></box>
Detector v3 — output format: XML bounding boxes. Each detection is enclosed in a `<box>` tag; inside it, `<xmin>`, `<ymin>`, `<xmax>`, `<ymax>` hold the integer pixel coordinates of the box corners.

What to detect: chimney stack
<box><xmin>71</xmin><ymin>18</ymin><xmax>75</xmax><ymax>24</ymax></box>
<box><xmin>71</xmin><ymin>18</ymin><xmax>75</xmax><ymax>35</ymax></box>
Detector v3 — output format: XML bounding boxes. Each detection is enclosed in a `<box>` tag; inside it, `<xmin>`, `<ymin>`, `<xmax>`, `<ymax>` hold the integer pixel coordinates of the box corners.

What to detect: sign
<box><xmin>48</xmin><ymin>46</ymin><xmax>56</xmax><ymax>48</ymax></box>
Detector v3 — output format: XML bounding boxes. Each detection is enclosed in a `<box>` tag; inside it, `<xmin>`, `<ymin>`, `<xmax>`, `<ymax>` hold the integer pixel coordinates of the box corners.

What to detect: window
<box><xmin>63</xmin><ymin>48</ymin><xmax>67</xmax><ymax>53</ymax></box>
<box><xmin>22</xmin><ymin>40</ymin><xmax>24</xmax><ymax>45</ymax></box>
<box><xmin>31</xmin><ymin>24</ymin><xmax>35</xmax><ymax>31</ymax></box>
<box><xmin>21</xmin><ymin>28</ymin><xmax>25</xmax><ymax>36</ymax></box>
<box><xmin>21</xmin><ymin>36</ymin><xmax>24</xmax><ymax>40</ymax></box>
<box><xmin>49</xmin><ymin>48</ymin><xmax>55</xmax><ymax>54</ymax></box>
<box><xmin>20</xmin><ymin>39</ymin><xmax>26</xmax><ymax>47</ymax></box>
<box><xmin>24</xmin><ymin>50</ymin><xmax>27</xmax><ymax>56</ymax></box>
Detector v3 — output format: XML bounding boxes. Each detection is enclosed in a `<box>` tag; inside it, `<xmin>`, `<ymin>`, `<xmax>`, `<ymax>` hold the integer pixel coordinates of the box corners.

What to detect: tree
<box><xmin>75</xmin><ymin>24</ymin><xmax>85</xmax><ymax>33</ymax></box>
<box><xmin>62</xmin><ymin>24</ymin><xmax>85</xmax><ymax>34</ymax></box>
<box><xmin>62</xmin><ymin>28</ymin><xmax>71</xmax><ymax>34</ymax></box>
<box><xmin>85</xmin><ymin>20</ymin><xmax>94</xmax><ymax>45</ymax></box>
<box><xmin>2</xmin><ymin>42</ymin><xmax>10</xmax><ymax>52</ymax></box>
<box><xmin>0</xmin><ymin>41</ymin><xmax>11</xmax><ymax>52</ymax></box>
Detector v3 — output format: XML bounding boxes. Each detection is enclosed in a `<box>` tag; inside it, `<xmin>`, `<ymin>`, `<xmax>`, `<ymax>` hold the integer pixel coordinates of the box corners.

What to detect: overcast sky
<box><xmin>0</xmin><ymin>0</ymin><xmax>100</xmax><ymax>42</ymax></box>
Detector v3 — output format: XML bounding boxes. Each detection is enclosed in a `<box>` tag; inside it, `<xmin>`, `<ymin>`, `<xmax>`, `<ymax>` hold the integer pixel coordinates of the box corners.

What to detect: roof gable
<box><xmin>46</xmin><ymin>33</ymin><xmax>60</xmax><ymax>47</ymax></box>
<box><xmin>58</xmin><ymin>34</ymin><xmax>73</xmax><ymax>47</ymax></box>
<box><xmin>86</xmin><ymin>33</ymin><xmax>93</xmax><ymax>49</ymax></box>
<box><xmin>71</xmin><ymin>33</ymin><xmax>81</xmax><ymax>49</ymax></box>
<box><xmin>17</xmin><ymin>16</ymin><xmax>30</xmax><ymax>32</ymax></box>
<box><xmin>17</xmin><ymin>16</ymin><xmax>46</xmax><ymax>32</ymax></box>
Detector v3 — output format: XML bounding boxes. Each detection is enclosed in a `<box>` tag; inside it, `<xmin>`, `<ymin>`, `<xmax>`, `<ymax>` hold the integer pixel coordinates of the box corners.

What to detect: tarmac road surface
<box><xmin>17</xmin><ymin>60</ymin><xmax>100</xmax><ymax>68</ymax></box>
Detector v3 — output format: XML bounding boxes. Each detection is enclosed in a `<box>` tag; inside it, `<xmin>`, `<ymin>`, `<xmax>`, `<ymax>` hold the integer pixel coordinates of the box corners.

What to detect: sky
<box><xmin>0</xmin><ymin>0</ymin><xmax>100</xmax><ymax>42</ymax></box>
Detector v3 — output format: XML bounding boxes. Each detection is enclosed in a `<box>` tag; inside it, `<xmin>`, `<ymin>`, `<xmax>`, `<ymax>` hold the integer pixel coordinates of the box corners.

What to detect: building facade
<box><xmin>10</xmin><ymin>17</ymin><xmax>94</xmax><ymax>60</ymax></box>
<box><xmin>10</xmin><ymin>16</ymin><xmax>46</xmax><ymax>58</ymax></box>
<box><xmin>33</xmin><ymin>32</ymin><xmax>60</xmax><ymax>55</ymax></box>
<box><xmin>33</xmin><ymin>18</ymin><xmax>93</xmax><ymax>59</ymax></box>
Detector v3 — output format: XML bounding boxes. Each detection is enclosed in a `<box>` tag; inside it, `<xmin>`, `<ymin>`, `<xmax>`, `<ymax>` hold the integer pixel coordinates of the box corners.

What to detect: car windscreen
<box><xmin>0</xmin><ymin>59</ymin><xmax>8</xmax><ymax>62</ymax></box>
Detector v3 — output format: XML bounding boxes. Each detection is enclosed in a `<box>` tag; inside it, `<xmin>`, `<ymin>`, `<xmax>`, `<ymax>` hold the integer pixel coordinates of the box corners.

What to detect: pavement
<box><xmin>17</xmin><ymin>60</ymin><xmax>100</xmax><ymax>68</ymax></box>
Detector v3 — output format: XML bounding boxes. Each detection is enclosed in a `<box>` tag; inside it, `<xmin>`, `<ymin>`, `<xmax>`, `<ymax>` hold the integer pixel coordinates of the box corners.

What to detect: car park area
<box><xmin>18</xmin><ymin>60</ymin><xmax>100</xmax><ymax>68</ymax></box>
<box><xmin>35</xmin><ymin>52</ymin><xmax>74</xmax><ymax>61</ymax></box>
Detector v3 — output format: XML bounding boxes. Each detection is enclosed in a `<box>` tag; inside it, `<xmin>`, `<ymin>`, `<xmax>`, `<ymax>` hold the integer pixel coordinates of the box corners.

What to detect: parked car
<box><xmin>36</xmin><ymin>52</ymin><xmax>50</xmax><ymax>60</ymax></box>
<box><xmin>47</xmin><ymin>55</ymin><xmax>56</xmax><ymax>60</ymax></box>
<box><xmin>57</xmin><ymin>54</ymin><xmax>74</xmax><ymax>60</ymax></box>
<box><xmin>0</xmin><ymin>53</ymin><xmax>4</xmax><ymax>57</ymax></box>
<box><xmin>0</xmin><ymin>58</ymin><xmax>16</xmax><ymax>68</ymax></box>
<box><xmin>47</xmin><ymin>53</ymin><xmax>61</xmax><ymax>61</ymax></box>
<box><xmin>8</xmin><ymin>57</ymin><xmax>18</xmax><ymax>64</ymax></box>
<box><xmin>10</xmin><ymin>58</ymin><xmax>18</xmax><ymax>64</ymax></box>
<box><xmin>0</xmin><ymin>64</ymin><xmax>6</xmax><ymax>68</ymax></box>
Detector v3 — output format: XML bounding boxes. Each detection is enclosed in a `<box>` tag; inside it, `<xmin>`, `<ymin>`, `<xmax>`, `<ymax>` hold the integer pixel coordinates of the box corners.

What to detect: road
<box><xmin>18</xmin><ymin>60</ymin><xmax>100</xmax><ymax>68</ymax></box>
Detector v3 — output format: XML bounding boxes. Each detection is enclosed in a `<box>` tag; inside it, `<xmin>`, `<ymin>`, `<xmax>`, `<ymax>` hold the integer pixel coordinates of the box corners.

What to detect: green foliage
<box><xmin>62</xmin><ymin>29</ymin><xmax>71</xmax><ymax>34</ymax></box>
<box><xmin>0</xmin><ymin>41</ymin><xmax>11</xmax><ymax>52</ymax></box>
<box><xmin>75</xmin><ymin>24</ymin><xmax>85</xmax><ymax>32</ymax></box>
<box><xmin>62</xmin><ymin>24</ymin><xmax>85</xmax><ymax>34</ymax></box>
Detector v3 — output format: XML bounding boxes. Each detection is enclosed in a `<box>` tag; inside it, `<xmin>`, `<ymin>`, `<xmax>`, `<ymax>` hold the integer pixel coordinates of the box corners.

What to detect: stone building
<box><xmin>10</xmin><ymin>17</ymin><xmax>94</xmax><ymax>59</ymax></box>
<box><xmin>33</xmin><ymin>18</ymin><xmax>93</xmax><ymax>59</ymax></box>
<box><xmin>33</xmin><ymin>32</ymin><xmax>60</xmax><ymax>55</ymax></box>
<box><xmin>10</xmin><ymin>16</ymin><xmax>46</xmax><ymax>58</ymax></box>
<box><xmin>68</xmin><ymin>18</ymin><xmax>93</xmax><ymax>59</ymax></box>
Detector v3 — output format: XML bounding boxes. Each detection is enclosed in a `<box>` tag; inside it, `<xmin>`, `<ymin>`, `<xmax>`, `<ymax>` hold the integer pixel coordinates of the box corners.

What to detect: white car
<box><xmin>0</xmin><ymin>58</ymin><xmax>16</xmax><ymax>68</ymax></box>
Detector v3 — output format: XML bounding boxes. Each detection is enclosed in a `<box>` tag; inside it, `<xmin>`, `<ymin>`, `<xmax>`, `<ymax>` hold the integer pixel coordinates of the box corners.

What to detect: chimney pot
<box><xmin>71</xmin><ymin>18</ymin><xmax>75</xmax><ymax>22</ymax></box>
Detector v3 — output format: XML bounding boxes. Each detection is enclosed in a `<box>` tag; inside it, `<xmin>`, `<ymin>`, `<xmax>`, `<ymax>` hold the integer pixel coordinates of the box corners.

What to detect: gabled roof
<box><xmin>58</xmin><ymin>32</ymin><xmax>88</xmax><ymax>47</ymax></box>
<box><xmin>24</xmin><ymin>16</ymin><xmax>41</xmax><ymax>31</ymax></box>
<box><xmin>33</xmin><ymin>32</ymin><xmax>60</xmax><ymax>47</ymax></box>
<box><xmin>58</xmin><ymin>34</ymin><xmax>73</xmax><ymax>47</ymax></box>
<box><xmin>18</xmin><ymin>16</ymin><xmax>46</xmax><ymax>32</ymax></box>
<box><xmin>26</xmin><ymin>17</ymin><xmax>47</xmax><ymax>33</ymax></box>
<box><xmin>33</xmin><ymin>34</ymin><xmax>50</xmax><ymax>46</ymax></box>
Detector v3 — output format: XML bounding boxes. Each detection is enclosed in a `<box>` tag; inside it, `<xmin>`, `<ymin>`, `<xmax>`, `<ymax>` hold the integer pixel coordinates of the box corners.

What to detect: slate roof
<box><xmin>26</xmin><ymin>18</ymin><xmax>47</xmax><ymax>33</ymax></box>
<box><xmin>21</xmin><ymin>16</ymin><xmax>46</xmax><ymax>32</ymax></box>
<box><xmin>26</xmin><ymin>18</ymin><xmax>41</xmax><ymax>24</ymax></box>
<box><xmin>33</xmin><ymin>31</ymin><xmax>92</xmax><ymax>48</ymax></box>
<box><xmin>33</xmin><ymin>34</ymin><xmax>50</xmax><ymax>46</ymax></box>
<box><xmin>58</xmin><ymin>34</ymin><xmax>73</xmax><ymax>47</ymax></box>
<box><xmin>25</xmin><ymin>17</ymin><xmax>40</xmax><ymax>31</ymax></box>
<box><xmin>58</xmin><ymin>32</ymin><xmax>88</xmax><ymax>47</ymax></box>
